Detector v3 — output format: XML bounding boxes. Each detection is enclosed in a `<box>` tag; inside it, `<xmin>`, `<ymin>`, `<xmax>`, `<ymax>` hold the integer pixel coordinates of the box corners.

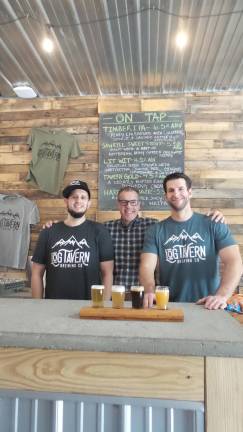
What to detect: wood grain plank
<box><xmin>186</xmin><ymin>131</ymin><xmax>243</xmax><ymax>140</ymax></box>
<box><xmin>0</xmin><ymin>125</ymin><xmax>98</xmax><ymax>137</ymax></box>
<box><xmin>141</xmin><ymin>98</ymin><xmax>186</xmax><ymax>111</ymax></box>
<box><xmin>0</xmin><ymin>173</ymin><xmax>20</xmax><ymax>181</ymax></box>
<box><xmin>0</xmin><ymin>108</ymin><xmax>97</xmax><ymax>121</ymax></box>
<box><xmin>98</xmin><ymin>97</ymin><xmax>141</xmax><ymax>113</ymax></box>
<box><xmin>0</xmin><ymin>128</ymin><xmax>31</xmax><ymax>137</ymax></box>
<box><xmin>0</xmin><ymin>117</ymin><xmax>98</xmax><ymax>129</ymax></box>
<box><xmin>0</xmin><ymin>99</ymin><xmax>54</xmax><ymax>112</ymax></box>
<box><xmin>206</xmin><ymin>357</ymin><xmax>243</xmax><ymax>432</ymax></box>
<box><xmin>200</xmin><ymin>208</ymin><xmax>243</xmax><ymax>215</ymax></box>
<box><xmin>186</xmin><ymin>112</ymin><xmax>243</xmax><ymax>121</ymax></box>
<box><xmin>186</xmin><ymin>140</ymin><xmax>218</xmax><ymax>149</ymax></box>
<box><xmin>79</xmin><ymin>307</ymin><xmax>184</xmax><ymax>321</ymax></box>
<box><xmin>192</xmin><ymin>189</ymin><xmax>243</xmax><ymax>198</ymax></box>
<box><xmin>0</xmin><ymin>153</ymin><xmax>32</xmax><ymax>164</ymax></box>
<box><xmin>186</xmin><ymin>122</ymin><xmax>234</xmax><ymax>132</ymax></box>
<box><xmin>0</xmin><ymin>144</ymin><xmax>13</xmax><ymax>152</ymax></box>
<box><xmin>191</xmin><ymin>198</ymin><xmax>242</xmax><ymax>208</ymax></box>
<box><xmin>185</xmin><ymin>148</ymin><xmax>243</xmax><ymax>160</ymax></box>
<box><xmin>0</xmin><ymin>348</ymin><xmax>204</xmax><ymax>401</ymax></box>
<box><xmin>190</xmin><ymin>179</ymin><xmax>243</xmax><ymax>190</ymax></box>
<box><xmin>0</xmin><ymin>97</ymin><xmax>97</xmax><ymax>112</ymax></box>
<box><xmin>186</xmin><ymin>161</ymin><xmax>243</xmax><ymax>169</ymax></box>
<box><xmin>52</xmin><ymin>97</ymin><xmax>97</xmax><ymax>110</ymax></box>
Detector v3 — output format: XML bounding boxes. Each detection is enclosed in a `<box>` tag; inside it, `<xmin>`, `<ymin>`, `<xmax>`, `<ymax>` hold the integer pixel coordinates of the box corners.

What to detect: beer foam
<box><xmin>131</xmin><ymin>286</ymin><xmax>144</xmax><ymax>292</ymax></box>
<box><xmin>112</xmin><ymin>285</ymin><xmax>125</xmax><ymax>292</ymax></box>
<box><xmin>91</xmin><ymin>285</ymin><xmax>104</xmax><ymax>290</ymax></box>
<box><xmin>155</xmin><ymin>286</ymin><xmax>169</xmax><ymax>291</ymax></box>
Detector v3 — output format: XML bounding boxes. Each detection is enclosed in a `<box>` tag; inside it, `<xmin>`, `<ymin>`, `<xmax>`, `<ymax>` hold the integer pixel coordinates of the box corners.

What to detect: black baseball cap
<box><xmin>62</xmin><ymin>180</ymin><xmax>91</xmax><ymax>199</ymax></box>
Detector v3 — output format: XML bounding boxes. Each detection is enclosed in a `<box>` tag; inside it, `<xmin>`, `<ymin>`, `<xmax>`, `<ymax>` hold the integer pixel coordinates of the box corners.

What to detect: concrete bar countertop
<box><xmin>0</xmin><ymin>298</ymin><xmax>242</xmax><ymax>357</ymax></box>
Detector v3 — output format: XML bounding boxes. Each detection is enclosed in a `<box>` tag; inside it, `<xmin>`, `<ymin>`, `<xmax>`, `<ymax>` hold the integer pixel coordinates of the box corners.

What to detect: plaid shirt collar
<box><xmin>118</xmin><ymin>216</ymin><xmax>141</xmax><ymax>229</ymax></box>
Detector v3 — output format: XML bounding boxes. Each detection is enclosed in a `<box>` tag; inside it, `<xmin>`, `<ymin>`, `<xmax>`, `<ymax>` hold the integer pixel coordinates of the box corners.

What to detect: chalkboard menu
<box><xmin>99</xmin><ymin>111</ymin><xmax>184</xmax><ymax>210</ymax></box>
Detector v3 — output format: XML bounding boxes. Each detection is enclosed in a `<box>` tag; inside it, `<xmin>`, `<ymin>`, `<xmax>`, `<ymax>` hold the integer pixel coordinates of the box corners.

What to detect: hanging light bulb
<box><xmin>42</xmin><ymin>37</ymin><xmax>54</xmax><ymax>53</ymax></box>
<box><xmin>175</xmin><ymin>31</ymin><xmax>188</xmax><ymax>49</ymax></box>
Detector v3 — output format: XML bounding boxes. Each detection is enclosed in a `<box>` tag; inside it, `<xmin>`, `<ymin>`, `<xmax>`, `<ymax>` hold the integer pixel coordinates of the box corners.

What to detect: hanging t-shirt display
<box><xmin>0</xmin><ymin>194</ymin><xmax>40</xmax><ymax>269</ymax></box>
<box><xmin>26</xmin><ymin>128</ymin><xmax>81</xmax><ymax>195</ymax></box>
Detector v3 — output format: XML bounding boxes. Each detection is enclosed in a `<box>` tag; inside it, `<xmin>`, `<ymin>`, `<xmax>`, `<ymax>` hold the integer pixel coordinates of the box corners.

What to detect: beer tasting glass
<box><xmin>112</xmin><ymin>285</ymin><xmax>125</xmax><ymax>308</ymax></box>
<box><xmin>155</xmin><ymin>286</ymin><xmax>169</xmax><ymax>310</ymax></box>
<box><xmin>131</xmin><ymin>286</ymin><xmax>144</xmax><ymax>309</ymax></box>
<box><xmin>91</xmin><ymin>285</ymin><xmax>104</xmax><ymax>308</ymax></box>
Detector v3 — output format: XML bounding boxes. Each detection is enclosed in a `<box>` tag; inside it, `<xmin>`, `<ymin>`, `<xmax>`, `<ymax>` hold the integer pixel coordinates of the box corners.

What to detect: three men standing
<box><xmin>31</xmin><ymin>174</ymin><xmax>242</xmax><ymax>309</ymax></box>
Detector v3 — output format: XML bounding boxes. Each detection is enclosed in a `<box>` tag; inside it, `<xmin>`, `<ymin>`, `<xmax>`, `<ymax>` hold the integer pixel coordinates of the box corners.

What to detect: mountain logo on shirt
<box><xmin>52</xmin><ymin>235</ymin><xmax>90</xmax><ymax>249</ymax></box>
<box><xmin>164</xmin><ymin>230</ymin><xmax>206</xmax><ymax>264</ymax></box>
<box><xmin>164</xmin><ymin>230</ymin><xmax>204</xmax><ymax>245</ymax></box>
<box><xmin>51</xmin><ymin>235</ymin><xmax>90</xmax><ymax>268</ymax></box>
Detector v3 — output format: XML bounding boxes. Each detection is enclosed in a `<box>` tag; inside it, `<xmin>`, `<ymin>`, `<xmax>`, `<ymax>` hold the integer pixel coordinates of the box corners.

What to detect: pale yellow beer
<box><xmin>112</xmin><ymin>285</ymin><xmax>125</xmax><ymax>308</ymax></box>
<box><xmin>91</xmin><ymin>285</ymin><xmax>104</xmax><ymax>308</ymax></box>
<box><xmin>155</xmin><ymin>286</ymin><xmax>169</xmax><ymax>310</ymax></box>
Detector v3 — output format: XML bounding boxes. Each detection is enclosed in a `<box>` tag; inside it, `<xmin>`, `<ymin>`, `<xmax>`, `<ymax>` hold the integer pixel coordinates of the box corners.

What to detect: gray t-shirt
<box><xmin>26</xmin><ymin>128</ymin><xmax>81</xmax><ymax>195</ymax></box>
<box><xmin>142</xmin><ymin>212</ymin><xmax>236</xmax><ymax>302</ymax></box>
<box><xmin>0</xmin><ymin>194</ymin><xmax>40</xmax><ymax>269</ymax></box>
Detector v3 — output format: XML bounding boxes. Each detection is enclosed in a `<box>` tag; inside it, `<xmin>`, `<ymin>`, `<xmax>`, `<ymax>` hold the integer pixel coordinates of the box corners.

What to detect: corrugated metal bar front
<box><xmin>0</xmin><ymin>390</ymin><xmax>204</xmax><ymax>432</ymax></box>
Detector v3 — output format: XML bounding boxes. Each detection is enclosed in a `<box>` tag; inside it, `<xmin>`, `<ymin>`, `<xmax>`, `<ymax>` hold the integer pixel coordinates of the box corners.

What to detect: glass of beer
<box><xmin>155</xmin><ymin>286</ymin><xmax>169</xmax><ymax>310</ymax></box>
<box><xmin>112</xmin><ymin>285</ymin><xmax>125</xmax><ymax>308</ymax></box>
<box><xmin>131</xmin><ymin>286</ymin><xmax>144</xmax><ymax>309</ymax></box>
<box><xmin>91</xmin><ymin>285</ymin><xmax>104</xmax><ymax>308</ymax></box>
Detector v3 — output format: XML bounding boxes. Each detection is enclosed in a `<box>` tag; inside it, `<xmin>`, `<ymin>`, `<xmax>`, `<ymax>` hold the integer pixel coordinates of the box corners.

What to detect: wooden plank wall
<box><xmin>0</xmin><ymin>93</ymin><xmax>242</xmax><ymax>289</ymax></box>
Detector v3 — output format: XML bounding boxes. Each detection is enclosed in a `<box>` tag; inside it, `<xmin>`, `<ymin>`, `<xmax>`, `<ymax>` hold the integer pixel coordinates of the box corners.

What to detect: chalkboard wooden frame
<box><xmin>99</xmin><ymin>111</ymin><xmax>184</xmax><ymax>210</ymax></box>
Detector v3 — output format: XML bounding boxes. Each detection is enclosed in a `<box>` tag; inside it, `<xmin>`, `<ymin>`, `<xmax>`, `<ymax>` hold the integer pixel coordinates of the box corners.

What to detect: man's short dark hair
<box><xmin>117</xmin><ymin>186</ymin><xmax>140</xmax><ymax>199</ymax></box>
<box><xmin>163</xmin><ymin>172</ymin><xmax>192</xmax><ymax>192</ymax></box>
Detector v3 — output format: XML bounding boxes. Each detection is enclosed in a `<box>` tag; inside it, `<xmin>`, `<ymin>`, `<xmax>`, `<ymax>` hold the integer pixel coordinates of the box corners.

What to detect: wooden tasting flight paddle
<box><xmin>79</xmin><ymin>307</ymin><xmax>184</xmax><ymax>322</ymax></box>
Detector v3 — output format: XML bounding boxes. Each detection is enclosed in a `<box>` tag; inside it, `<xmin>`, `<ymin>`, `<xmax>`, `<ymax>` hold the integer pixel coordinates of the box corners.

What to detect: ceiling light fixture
<box><xmin>42</xmin><ymin>37</ymin><xmax>54</xmax><ymax>53</ymax></box>
<box><xmin>175</xmin><ymin>30</ymin><xmax>188</xmax><ymax>49</ymax></box>
<box><xmin>12</xmin><ymin>84</ymin><xmax>38</xmax><ymax>98</ymax></box>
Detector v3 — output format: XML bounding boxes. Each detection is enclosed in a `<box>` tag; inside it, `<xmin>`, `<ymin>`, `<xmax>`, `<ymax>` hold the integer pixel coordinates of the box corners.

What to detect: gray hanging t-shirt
<box><xmin>0</xmin><ymin>194</ymin><xmax>40</xmax><ymax>269</ymax></box>
<box><xmin>26</xmin><ymin>128</ymin><xmax>81</xmax><ymax>195</ymax></box>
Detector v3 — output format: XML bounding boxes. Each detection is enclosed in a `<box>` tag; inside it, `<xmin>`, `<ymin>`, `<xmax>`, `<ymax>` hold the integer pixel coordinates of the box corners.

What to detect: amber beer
<box><xmin>131</xmin><ymin>286</ymin><xmax>144</xmax><ymax>309</ymax></box>
<box><xmin>91</xmin><ymin>285</ymin><xmax>104</xmax><ymax>308</ymax></box>
<box><xmin>155</xmin><ymin>286</ymin><xmax>169</xmax><ymax>310</ymax></box>
<box><xmin>112</xmin><ymin>285</ymin><xmax>125</xmax><ymax>308</ymax></box>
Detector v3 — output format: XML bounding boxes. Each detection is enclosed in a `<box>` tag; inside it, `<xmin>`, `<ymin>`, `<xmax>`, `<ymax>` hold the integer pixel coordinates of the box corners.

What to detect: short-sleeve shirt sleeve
<box><xmin>213</xmin><ymin>221</ymin><xmax>236</xmax><ymax>252</ymax></box>
<box><xmin>70</xmin><ymin>136</ymin><xmax>81</xmax><ymax>158</ymax></box>
<box><xmin>142</xmin><ymin>224</ymin><xmax>159</xmax><ymax>255</ymax></box>
<box><xmin>97</xmin><ymin>225</ymin><xmax>114</xmax><ymax>262</ymax></box>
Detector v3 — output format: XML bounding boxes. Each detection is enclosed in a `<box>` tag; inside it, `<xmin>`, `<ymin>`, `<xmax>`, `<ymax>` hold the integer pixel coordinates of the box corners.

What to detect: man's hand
<box><xmin>196</xmin><ymin>294</ymin><xmax>228</xmax><ymax>310</ymax></box>
<box><xmin>42</xmin><ymin>220</ymin><xmax>58</xmax><ymax>229</ymax></box>
<box><xmin>143</xmin><ymin>292</ymin><xmax>155</xmax><ymax>308</ymax></box>
<box><xmin>207</xmin><ymin>210</ymin><xmax>226</xmax><ymax>224</ymax></box>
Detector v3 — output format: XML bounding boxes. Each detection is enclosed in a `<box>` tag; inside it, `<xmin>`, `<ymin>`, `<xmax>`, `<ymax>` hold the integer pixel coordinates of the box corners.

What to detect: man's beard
<box><xmin>67</xmin><ymin>208</ymin><xmax>86</xmax><ymax>219</ymax></box>
<box><xmin>168</xmin><ymin>197</ymin><xmax>189</xmax><ymax>212</ymax></box>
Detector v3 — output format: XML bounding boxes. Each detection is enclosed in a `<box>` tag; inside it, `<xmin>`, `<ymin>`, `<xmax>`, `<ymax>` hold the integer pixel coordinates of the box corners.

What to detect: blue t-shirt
<box><xmin>142</xmin><ymin>213</ymin><xmax>236</xmax><ymax>302</ymax></box>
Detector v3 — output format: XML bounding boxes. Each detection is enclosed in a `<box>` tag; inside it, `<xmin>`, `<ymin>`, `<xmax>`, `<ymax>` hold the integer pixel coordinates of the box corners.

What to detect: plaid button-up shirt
<box><xmin>104</xmin><ymin>217</ymin><xmax>157</xmax><ymax>290</ymax></box>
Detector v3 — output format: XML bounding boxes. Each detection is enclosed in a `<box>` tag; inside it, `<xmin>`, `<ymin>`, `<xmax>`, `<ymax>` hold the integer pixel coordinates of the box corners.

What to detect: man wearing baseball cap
<box><xmin>31</xmin><ymin>180</ymin><xmax>114</xmax><ymax>300</ymax></box>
